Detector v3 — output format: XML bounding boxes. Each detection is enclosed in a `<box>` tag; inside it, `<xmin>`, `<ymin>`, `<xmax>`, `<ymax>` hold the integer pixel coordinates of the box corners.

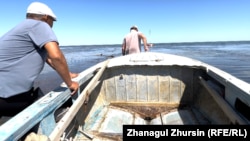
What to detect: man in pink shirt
<box><xmin>122</xmin><ymin>25</ymin><xmax>152</xmax><ymax>55</ymax></box>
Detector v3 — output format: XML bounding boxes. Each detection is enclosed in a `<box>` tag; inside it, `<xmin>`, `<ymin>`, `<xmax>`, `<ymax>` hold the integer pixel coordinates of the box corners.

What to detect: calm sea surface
<box><xmin>34</xmin><ymin>41</ymin><xmax>250</xmax><ymax>94</ymax></box>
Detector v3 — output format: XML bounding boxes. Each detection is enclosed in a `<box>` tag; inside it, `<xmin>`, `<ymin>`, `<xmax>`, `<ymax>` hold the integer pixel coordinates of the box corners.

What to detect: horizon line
<box><xmin>60</xmin><ymin>40</ymin><xmax>250</xmax><ymax>47</ymax></box>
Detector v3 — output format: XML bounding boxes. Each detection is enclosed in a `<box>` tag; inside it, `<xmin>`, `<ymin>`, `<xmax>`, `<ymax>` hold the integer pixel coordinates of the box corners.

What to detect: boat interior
<box><xmin>1</xmin><ymin>56</ymin><xmax>250</xmax><ymax>140</ymax></box>
<box><xmin>64</xmin><ymin>65</ymin><xmax>250</xmax><ymax>140</ymax></box>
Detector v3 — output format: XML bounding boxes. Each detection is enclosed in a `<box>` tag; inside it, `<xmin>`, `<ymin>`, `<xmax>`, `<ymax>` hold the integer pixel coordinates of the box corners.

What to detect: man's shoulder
<box><xmin>22</xmin><ymin>19</ymin><xmax>42</xmax><ymax>24</ymax></box>
<box><xmin>126</xmin><ymin>31</ymin><xmax>138</xmax><ymax>36</ymax></box>
<box><xmin>15</xmin><ymin>19</ymin><xmax>48</xmax><ymax>31</ymax></box>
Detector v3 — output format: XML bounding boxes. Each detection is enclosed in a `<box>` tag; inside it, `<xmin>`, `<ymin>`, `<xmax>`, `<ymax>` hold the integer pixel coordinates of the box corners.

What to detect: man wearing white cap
<box><xmin>122</xmin><ymin>25</ymin><xmax>152</xmax><ymax>55</ymax></box>
<box><xmin>0</xmin><ymin>2</ymin><xmax>79</xmax><ymax>115</ymax></box>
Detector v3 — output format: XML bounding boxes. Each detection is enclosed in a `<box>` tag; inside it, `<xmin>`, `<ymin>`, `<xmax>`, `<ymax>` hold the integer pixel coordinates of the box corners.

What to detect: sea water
<box><xmin>35</xmin><ymin>41</ymin><xmax>250</xmax><ymax>94</ymax></box>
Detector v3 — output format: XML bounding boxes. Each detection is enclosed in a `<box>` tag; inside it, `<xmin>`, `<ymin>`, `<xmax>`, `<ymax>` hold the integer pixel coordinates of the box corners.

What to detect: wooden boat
<box><xmin>1</xmin><ymin>52</ymin><xmax>250</xmax><ymax>141</ymax></box>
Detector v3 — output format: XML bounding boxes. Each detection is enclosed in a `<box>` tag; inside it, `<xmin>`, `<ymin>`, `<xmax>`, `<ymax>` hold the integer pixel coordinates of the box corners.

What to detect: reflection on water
<box><xmin>35</xmin><ymin>42</ymin><xmax>250</xmax><ymax>94</ymax></box>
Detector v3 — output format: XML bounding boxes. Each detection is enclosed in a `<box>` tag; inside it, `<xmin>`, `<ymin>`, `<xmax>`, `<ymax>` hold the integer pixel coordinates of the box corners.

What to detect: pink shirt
<box><xmin>124</xmin><ymin>29</ymin><xmax>141</xmax><ymax>54</ymax></box>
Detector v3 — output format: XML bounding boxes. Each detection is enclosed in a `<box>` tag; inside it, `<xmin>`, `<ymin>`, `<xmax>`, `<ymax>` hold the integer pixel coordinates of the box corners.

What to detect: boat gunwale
<box><xmin>1</xmin><ymin>52</ymin><xmax>250</xmax><ymax>140</ymax></box>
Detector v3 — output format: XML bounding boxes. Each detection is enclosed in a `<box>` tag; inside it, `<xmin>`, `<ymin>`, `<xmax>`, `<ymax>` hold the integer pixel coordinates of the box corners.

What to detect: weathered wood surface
<box><xmin>1</xmin><ymin>52</ymin><xmax>250</xmax><ymax>141</ymax></box>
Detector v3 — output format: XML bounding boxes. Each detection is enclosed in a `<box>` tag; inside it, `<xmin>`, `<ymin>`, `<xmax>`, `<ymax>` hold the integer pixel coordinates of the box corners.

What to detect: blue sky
<box><xmin>1</xmin><ymin>0</ymin><xmax>250</xmax><ymax>46</ymax></box>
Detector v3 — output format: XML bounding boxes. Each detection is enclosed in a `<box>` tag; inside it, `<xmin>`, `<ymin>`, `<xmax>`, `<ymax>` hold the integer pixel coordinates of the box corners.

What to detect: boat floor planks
<box><xmin>74</xmin><ymin>103</ymin><xmax>210</xmax><ymax>140</ymax></box>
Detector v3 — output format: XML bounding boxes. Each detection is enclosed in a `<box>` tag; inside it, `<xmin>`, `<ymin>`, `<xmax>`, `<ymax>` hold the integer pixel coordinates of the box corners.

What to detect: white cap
<box><xmin>27</xmin><ymin>2</ymin><xmax>57</xmax><ymax>21</ymax></box>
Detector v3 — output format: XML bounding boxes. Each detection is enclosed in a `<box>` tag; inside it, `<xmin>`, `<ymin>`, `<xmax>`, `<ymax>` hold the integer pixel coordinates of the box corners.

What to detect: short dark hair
<box><xmin>26</xmin><ymin>13</ymin><xmax>44</xmax><ymax>19</ymax></box>
<box><xmin>130</xmin><ymin>26</ymin><xmax>138</xmax><ymax>31</ymax></box>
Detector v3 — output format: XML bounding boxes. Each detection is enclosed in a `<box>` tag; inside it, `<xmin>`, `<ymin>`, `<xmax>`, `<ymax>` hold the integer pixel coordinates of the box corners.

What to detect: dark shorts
<box><xmin>0</xmin><ymin>88</ymin><xmax>39</xmax><ymax>116</ymax></box>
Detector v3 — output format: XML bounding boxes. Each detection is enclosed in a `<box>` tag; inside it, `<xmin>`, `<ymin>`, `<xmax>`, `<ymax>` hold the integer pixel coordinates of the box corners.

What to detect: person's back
<box><xmin>122</xmin><ymin>25</ymin><xmax>150</xmax><ymax>55</ymax></box>
<box><xmin>0</xmin><ymin>19</ymin><xmax>53</xmax><ymax>98</ymax></box>
<box><xmin>0</xmin><ymin>2</ymin><xmax>79</xmax><ymax>116</ymax></box>
<box><xmin>124</xmin><ymin>29</ymin><xmax>141</xmax><ymax>54</ymax></box>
